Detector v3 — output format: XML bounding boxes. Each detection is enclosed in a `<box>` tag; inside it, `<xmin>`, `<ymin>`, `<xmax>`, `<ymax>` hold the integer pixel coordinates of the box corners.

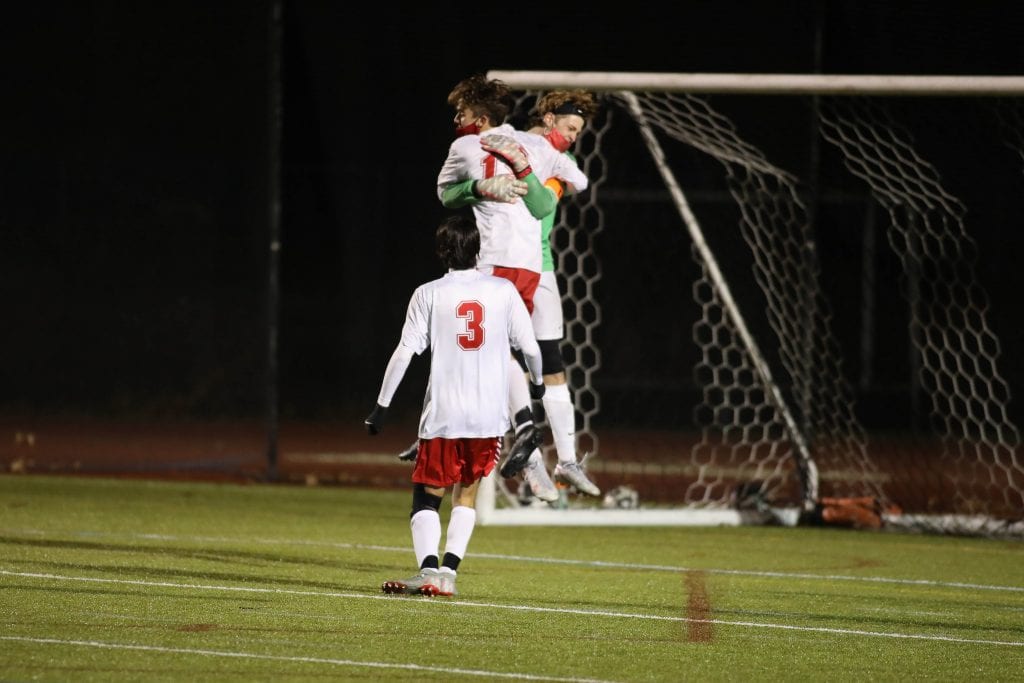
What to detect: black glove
<box><xmin>529</xmin><ymin>381</ymin><xmax>546</xmax><ymax>401</ymax></box>
<box><xmin>365</xmin><ymin>403</ymin><xmax>388</xmax><ymax>435</ymax></box>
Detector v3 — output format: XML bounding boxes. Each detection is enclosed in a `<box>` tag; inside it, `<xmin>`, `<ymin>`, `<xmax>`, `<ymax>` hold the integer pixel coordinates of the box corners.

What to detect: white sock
<box><xmin>443</xmin><ymin>505</ymin><xmax>477</xmax><ymax>560</ymax></box>
<box><xmin>410</xmin><ymin>509</ymin><xmax>441</xmax><ymax>568</ymax></box>
<box><xmin>508</xmin><ymin>371</ymin><xmax>532</xmax><ymax>432</ymax></box>
<box><xmin>543</xmin><ymin>382</ymin><xmax>576</xmax><ymax>464</ymax></box>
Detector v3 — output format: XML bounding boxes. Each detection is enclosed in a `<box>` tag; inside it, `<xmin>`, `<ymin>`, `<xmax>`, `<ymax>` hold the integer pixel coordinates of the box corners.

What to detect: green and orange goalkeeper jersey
<box><xmin>540</xmin><ymin>150</ymin><xmax>577</xmax><ymax>273</ymax></box>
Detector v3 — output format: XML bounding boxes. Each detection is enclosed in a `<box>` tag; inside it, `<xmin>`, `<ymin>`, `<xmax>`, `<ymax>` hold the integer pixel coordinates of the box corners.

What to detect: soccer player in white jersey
<box><xmin>435</xmin><ymin>74</ymin><xmax>588</xmax><ymax>483</ymax></box>
<box><xmin>514</xmin><ymin>90</ymin><xmax>603</xmax><ymax>500</ymax></box>
<box><xmin>366</xmin><ymin>214</ymin><xmax>544</xmax><ymax>597</ymax></box>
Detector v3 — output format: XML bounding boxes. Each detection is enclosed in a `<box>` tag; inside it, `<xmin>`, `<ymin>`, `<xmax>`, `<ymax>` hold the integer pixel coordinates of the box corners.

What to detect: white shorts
<box><xmin>531</xmin><ymin>270</ymin><xmax>563</xmax><ymax>341</ymax></box>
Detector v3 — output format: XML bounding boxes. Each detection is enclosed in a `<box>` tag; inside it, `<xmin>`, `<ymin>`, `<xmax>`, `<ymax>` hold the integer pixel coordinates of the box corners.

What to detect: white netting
<box><xmin>486</xmin><ymin>79</ymin><xmax>1024</xmax><ymax>537</ymax></box>
<box><xmin>818</xmin><ymin>97</ymin><xmax>1024</xmax><ymax>529</ymax></box>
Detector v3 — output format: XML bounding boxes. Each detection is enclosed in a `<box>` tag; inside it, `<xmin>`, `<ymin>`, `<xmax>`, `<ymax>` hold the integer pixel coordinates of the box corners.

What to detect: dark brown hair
<box><xmin>447</xmin><ymin>74</ymin><xmax>513</xmax><ymax>127</ymax></box>
<box><xmin>435</xmin><ymin>214</ymin><xmax>479</xmax><ymax>270</ymax></box>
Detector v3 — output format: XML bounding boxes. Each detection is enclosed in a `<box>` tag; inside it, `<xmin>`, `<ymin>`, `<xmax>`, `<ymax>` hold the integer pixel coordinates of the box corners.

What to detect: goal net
<box><xmin>476</xmin><ymin>71</ymin><xmax>1024</xmax><ymax>538</ymax></box>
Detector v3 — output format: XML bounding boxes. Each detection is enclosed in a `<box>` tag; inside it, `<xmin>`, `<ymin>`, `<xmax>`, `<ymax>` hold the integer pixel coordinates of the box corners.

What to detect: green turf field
<box><xmin>1</xmin><ymin>475</ymin><xmax>1021</xmax><ymax>681</ymax></box>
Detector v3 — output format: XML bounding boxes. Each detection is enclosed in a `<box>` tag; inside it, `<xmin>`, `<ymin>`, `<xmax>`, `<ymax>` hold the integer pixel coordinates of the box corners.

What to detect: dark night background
<box><xmin>3</xmin><ymin>2</ymin><xmax>1023</xmax><ymax>440</ymax></box>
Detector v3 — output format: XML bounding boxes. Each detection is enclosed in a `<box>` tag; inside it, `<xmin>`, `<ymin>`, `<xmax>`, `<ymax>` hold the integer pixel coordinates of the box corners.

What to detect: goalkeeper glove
<box><xmin>475</xmin><ymin>176</ymin><xmax>528</xmax><ymax>203</ymax></box>
<box><xmin>480</xmin><ymin>134</ymin><xmax>533</xmax><ymax>179</ymax></box>
<box><xmin>364</xmin><ymin>403</ymin><xmax>388</xmax><ymax>435</ymax></box>
<box><xmin>529</xmin><ymin>380</ymin><xmax>546</xmax><ymax>401</ymax></box>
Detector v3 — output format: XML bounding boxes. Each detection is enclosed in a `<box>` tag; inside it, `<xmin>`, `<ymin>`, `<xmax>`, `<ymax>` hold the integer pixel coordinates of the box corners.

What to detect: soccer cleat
<box><xmin>434</xmin><ymin>567</ymin><xmax>457</xmax><ymax>596</ymax></box>
<box><xmin>397</xmin><ymin>440</ymin><xmax>418</xmax><ymax>463</ymax></box>
<box><xmin>381</xmin><ymin>568</ymin><xmax>441</xmax><ymax>596</ymax></box>
<box><xmin>500</xmin><ymin>425</ymin><xmax>542</xmax><ymax>478</ymax></box>
<box><xmin>522</xmin><ymin>452</ymin><xmax>558</xmax><ymax>503</ymax></box>
<box><xmin>554</xmin><ymin>460</ymin><xmax>601</xmax><ymax>497</ymax></box>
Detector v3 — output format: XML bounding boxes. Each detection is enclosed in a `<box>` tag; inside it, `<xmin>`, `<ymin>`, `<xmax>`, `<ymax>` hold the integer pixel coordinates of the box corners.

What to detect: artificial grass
<box><xmin>1</xmin><ymin>475</ymin><xmax>1021</xmax><ymax>681</ymax></box>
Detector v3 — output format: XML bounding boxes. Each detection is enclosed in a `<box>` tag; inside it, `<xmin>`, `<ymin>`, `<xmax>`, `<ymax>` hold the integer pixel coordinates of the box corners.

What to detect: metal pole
<box><xmin>621</xmin><ymin>92</ymin><xmax>819</xmax><ymax>509</ymax></box>
<box><xmin>266</xmin><ymin>0</ymin><xmax>283</xmax><ymax>481</ymax></box>
<box><xmin>800</xmin><ymin>5</ymin><xmax>825</xmax><ymax>439</ymax></box>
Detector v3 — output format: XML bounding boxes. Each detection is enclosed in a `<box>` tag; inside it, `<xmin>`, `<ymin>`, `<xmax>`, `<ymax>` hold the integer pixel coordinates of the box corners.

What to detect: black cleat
<box><xmin>397</xmin><ymin>440</ymin><xmax>418</xmax><ymax>463</ymax></box>
<box><xmin>500</xmin><ymin>425</ymin><xmax>542</xmax><ymax>478</ymax></box>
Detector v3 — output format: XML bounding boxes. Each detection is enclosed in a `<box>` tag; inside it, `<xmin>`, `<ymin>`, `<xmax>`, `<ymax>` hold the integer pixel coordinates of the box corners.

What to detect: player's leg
<box><xmin>546</xmin><ymin>375</ymin><xmax>599</xmax><ymax>496</ymax></box>
<box><xmin>382</xmin><ymin>482</ymin><xmax>445</xmax><ymax>595</ymax></box>
<box><xmin>504</xmin><ymin>362</ymin><xmax>557</xmax><ymax>502</ymax></box>
<box><xmin>501</xmin><ymin>365</ymin><xmax>543</xmax><ymax>477</ymax></box>
<box><xmin>437</xmin><ymin>480</ymin><xmax>478</xmax><ymax>597</ymax></box>
<box><xmin>435</xmin><ymin>436</ymin><xmax>500</xmax><ymax>597</ymax></box>
<box><xmin>383</xmin><ymin>438</ymin><xmax>454</xmax><ymax>596</ymax></box>
<box><xmin>487</xmin><ymin>266</ymin><xmax>544</xmax><ymax>478</ymax></box>
<box><xmin>532</xmin><ymin>271</ymin><xmax>600</xmax><ymax>497</ymax></box>
<box><xmin>512</xmin><ymin>272</ymin><xmax>567</xmax><ymax>501</ymax></box>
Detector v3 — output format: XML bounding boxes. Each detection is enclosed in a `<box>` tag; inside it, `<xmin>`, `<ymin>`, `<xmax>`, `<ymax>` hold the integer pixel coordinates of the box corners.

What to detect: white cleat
<box><xmin>553</xmin><ymin>459</ymin><xmax>601</xmax><ymax>497</ymax></box>
<box><xmin>523</xmin><ymin>451</ymin><xmax>559</xmax><ymax>502</ymax></box>
<box><xmin>382</xmin><ymin>568</ymin><xmax>441</xmax><ymax>596</ymax></box>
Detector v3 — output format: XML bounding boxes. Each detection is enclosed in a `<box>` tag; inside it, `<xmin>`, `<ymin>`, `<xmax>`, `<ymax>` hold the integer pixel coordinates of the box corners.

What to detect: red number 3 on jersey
<box><xmin>456</xmin><ymin>300</ymin><xmax>485</xmax><ymax>350</ymax></box>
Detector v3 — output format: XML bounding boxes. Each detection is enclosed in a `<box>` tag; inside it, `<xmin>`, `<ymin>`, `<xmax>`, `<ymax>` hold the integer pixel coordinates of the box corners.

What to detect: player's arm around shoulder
<box><xmin>437</xmin><ymin>136</ymin><xmax>480</xmax><ymax>205</ymax></box>
<box><xmin>521</xmin><ymin>172</ymin><xmax>557</xmax><ymax>219</ymax></box>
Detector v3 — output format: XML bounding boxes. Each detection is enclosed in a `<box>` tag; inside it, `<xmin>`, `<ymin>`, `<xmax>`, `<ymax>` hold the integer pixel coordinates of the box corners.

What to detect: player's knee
<box><xmin>411</xmin><ymin>484</ymin><xmax>443</xmax><ymax>517</ymax></box>
<box><xmin>538</xmin><ymin>339</ymin><xmax>564</xmax><ymax>375</ymax></box>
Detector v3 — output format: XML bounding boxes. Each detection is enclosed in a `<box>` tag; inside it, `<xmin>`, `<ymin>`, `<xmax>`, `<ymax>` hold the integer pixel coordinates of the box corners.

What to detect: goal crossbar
<box><xmin>487</xmin><ymin>71</ymin><xmax>1024</xmax><ymax>96</ymax></box>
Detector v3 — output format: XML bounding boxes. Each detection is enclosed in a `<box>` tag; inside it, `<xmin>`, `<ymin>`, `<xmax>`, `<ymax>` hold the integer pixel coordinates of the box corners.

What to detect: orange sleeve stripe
<box><xmin>544</xmin><ymin>177</ymin><xmax>565</xmax><ymax>200</ymax></box>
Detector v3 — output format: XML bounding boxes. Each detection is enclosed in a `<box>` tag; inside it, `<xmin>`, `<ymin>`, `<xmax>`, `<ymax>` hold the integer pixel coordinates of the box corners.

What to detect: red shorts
<box><xmin>412</xmin><ymin>436</ymin><xmax>502</xmax><ymax>488</ymax></box>
<box><xmin>491</xmin><ymin>266</ymin><xmax>540</xmax><ymax>314</ymax></box>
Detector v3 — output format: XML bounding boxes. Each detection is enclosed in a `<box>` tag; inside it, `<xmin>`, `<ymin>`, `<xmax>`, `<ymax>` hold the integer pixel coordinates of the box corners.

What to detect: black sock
<box><xmin>513</xmin><ymin>407</ymin><xmax>533</xmax><ymax>434</ymax></box>
<box><xmin>442</xmin><ymin>552</ymin><xmax>461</xmax><ymax>572</ymax></box>
<box><xmin>420</xmin><ymin>555</ymin><xmax>439</xmax><ymax>570</ymax></box>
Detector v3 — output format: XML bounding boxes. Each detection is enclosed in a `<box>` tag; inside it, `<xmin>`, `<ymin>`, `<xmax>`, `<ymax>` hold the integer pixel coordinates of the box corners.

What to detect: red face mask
<box><xmin>455</xmin><ymin>122</ymin><xmax>481</xmax><ymax>138</ymax></box>
<box><xmin>544</xmin><ymin>127</ymin><xmax>571</xmax><ymax>152</ymax></box>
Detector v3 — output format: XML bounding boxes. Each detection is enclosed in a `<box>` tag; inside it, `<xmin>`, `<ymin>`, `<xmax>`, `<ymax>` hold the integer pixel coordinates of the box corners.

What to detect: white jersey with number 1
<box><xmin>436</xmin><ymin>123</ymin><xmax>589</xmax><ymax>274</ymax></box>
<box><xmin>396</xmin><ymin>269</ymin><xmax>540</xmax><ymax>439</ymax></box>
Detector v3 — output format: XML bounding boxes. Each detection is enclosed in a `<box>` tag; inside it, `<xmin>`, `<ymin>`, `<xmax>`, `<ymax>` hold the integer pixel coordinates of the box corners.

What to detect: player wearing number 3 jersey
<box><xmin>366</xmin><ymin>215</ymin><xmax>543</xmax><ymax>597</ymax></box>
<box><xmin>379</xmin><ymin>246</ymin><xmax>542</xmax><ymax>441</ymax></box>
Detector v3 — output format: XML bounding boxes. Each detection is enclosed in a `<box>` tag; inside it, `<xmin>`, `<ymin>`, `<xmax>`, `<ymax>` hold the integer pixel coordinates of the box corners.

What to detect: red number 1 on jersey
<box><xmin>456</xmin><ymin>300</ymin><xmax>484</xmax><ymax>350</ymax></box>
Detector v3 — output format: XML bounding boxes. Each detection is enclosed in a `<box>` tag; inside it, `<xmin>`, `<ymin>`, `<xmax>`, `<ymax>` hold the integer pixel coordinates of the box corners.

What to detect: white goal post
<box><xmin>476</xmin><ymin>71</ymin><xmax>1024</xmax><ymax>537</ymax></box>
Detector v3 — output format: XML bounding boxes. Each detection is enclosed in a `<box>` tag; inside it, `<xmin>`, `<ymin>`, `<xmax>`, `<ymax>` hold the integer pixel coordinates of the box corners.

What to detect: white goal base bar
<box><xmin>476</xmin><ymin>470</ymin><xmax>1024</xmax><ymax>534</ymax></box>
<box><xmin>476</xmin><ymin>506</ymin><xmax>793</xmax><ymax>527</ymax></box>
<box><xmin>474</xmin><ymin>469</ymin><xmax>801</xmax><ymax>527</ymax></box>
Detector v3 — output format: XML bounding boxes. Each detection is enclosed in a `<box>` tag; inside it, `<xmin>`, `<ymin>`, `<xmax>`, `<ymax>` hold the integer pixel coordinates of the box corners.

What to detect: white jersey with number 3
<box><xmin>400</xmin><ymin>269</ymin><xmax>539</xmax><ymax>438</ymax></box>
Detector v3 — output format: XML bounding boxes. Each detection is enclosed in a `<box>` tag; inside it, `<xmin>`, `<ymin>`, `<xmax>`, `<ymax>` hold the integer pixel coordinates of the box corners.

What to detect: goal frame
<box><xmin>476</xmin><ymin>70</ymin><xmax>1024</xmax><ymax>531</ymax></box>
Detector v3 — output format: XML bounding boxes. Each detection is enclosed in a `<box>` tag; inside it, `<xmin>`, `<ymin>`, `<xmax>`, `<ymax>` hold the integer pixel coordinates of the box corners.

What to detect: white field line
<box><xmin>2</xmin><ymin>569</ymin><xmax>1022</xmax><ymax>648</ymax></box>
<box><xmin>0</xmin><ymin>635</ymin><xmax>617</xmax><ymax>683</ymax></box>
<box><xmin>5</xmin><ymin>527</ymin><xmax>1022</xmax><ymax>594</ymax></box>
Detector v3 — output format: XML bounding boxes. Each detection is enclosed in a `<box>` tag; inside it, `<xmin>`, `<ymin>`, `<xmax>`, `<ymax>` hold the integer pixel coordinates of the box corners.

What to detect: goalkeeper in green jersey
<box><xmin>514</xmin><ymin>90</ymin><xmax>602</xmax><ymax>500</ymax></box>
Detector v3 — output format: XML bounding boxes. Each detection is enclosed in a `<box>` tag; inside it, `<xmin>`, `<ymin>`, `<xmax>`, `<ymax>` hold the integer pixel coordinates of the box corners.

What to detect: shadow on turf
<box><xmin>1</xmin><ymin>535</ymin><xmax>389</xmax><ymax>593</ymax></box>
